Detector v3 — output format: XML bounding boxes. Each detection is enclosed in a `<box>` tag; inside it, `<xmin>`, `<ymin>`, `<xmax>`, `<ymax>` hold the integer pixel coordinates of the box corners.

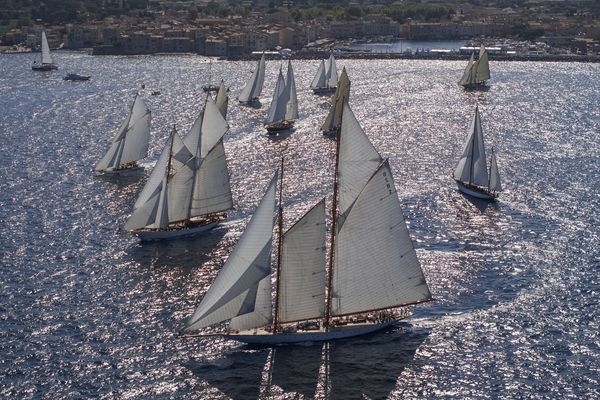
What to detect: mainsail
<box><xmin>238</xmin><ymin>53</ymin><xmax>265</xmax><ymax>103</ymax></box>
<box><xmin>278</xmin><ymin>199</ymin><xmax>327</xmax><ymax>323</ymax></box>
<box><xmin>41</xmin><ymin>31</ymin><xmax>53</xmax><ymax>65</ymax></box>
<box><xmin>284</xmin><ymin>60</ymin><xmax>298</xmax><ymax>121</ymax></box>
<box><xmin>331</xmin><ymin>102</ymin><xmax>432</xmax><ymax>316</ymax></box>
<box><xmin>265</xmin><ymin>69</ymin><xmax>289</xmax><ymax>125</ymax></box>
<box><xmin>184</xmin><ymin>173</ymin><xmax>279</xmax><ymax>331</ymax></box>
<box><xmin>310</xmin><ymin>60</ymin><xmax>326</xmax><ymax>90</ymax></box>
<box><xmin>453</xmin><ymin>106</ymin><xmax>489</xmax><ymax>187</ymax></box>
<box><xmin>325</xmin><ymin>53</ymin><xmax>339</xmax><ymax>89</ymax></box>
<box><xmin>322</xmin><ymin>67</ymin><xmax>351</xmax><ymax>133</ymax></box>
<box><xmin>488</xmin><ymin>148</ymin><xmax>502</xmax><ymax>192</ymax></box>
<box><xmin>95</xmin><ymin>93</ymin><xmax>151</xmax><ymax>171</ymax></box>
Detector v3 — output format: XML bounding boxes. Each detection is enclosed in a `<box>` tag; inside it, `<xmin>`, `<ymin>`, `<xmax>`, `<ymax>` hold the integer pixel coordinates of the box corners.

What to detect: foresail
<box><xmin>229</xmin><ymin>275</ymin><xmax>273</xmax><ymax>331</ymax></box>
<box><xmin>124</xmin><ymin>175</ymin><xmax>169</xmax><ymax>230</ymax></box>
<box><xmin>190</xmin><ymin>141</ymin><xmax>233</xmax><ymax>217</ymax></box>
<box><xmin>200</xmin><ymin>97</ymin><xmax>228</xmax><ymax>158</ymax></box>
<box><xmin>332</xmin><ymin>160</ymin><xmax>432</xmax><ymax>316</ymax></box>
<box><xmin>310</xmin><ymin>60</ymin><xmax>326</xmax><ymax>89</ymax></box>
<box><xmin>284</xmin><ymin>61</ymin><xmax>298</xmax><ymax>120</ymax></box>
<box><xmin>41</xmin><ymin>31</ymin><xmax>52</xmax><ymax>65</ymax></box>
<box><xmin>453</xmin><ymin>106</ymin><xmax>489</xmax><ymax>186</ymax></box>
<box><xmin>167</xmin><ymin>133</ymin><xmax>195</xmax><ymax>222</ymax></box>
<box><xmin>134</xmin><ymin>136</ymin><xmax>171</xmax><ymax>209</ymax></box>
<box><xmin>338</xmin><ymin>102</ymin><xmax>382</xmax><ymax>215</ymax></box>
<box><xmin>459</xmin><ymin>53</ymin><xmax>475</xmax><ymax>86</ymax></box>
<box><xmin>278</xmin><ymin>199</ymin><xmax>327</xmax><ymax>323</ymax></box>
<box><xmin>184</xmin><ymin>173</ymin><xmax>278</xmax><ymax>332</ymax></box>
<box><xmin>215</xmin><ymin>80</ymin><xmax>228</xmax><ymax>118</ymax></box>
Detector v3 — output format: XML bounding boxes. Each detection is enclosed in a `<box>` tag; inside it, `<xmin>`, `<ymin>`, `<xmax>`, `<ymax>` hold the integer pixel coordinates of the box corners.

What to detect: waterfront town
<box><xmin>1</xmin><ymin>0</ymin><xmax>599</xmax><ymax>58</ymax></box>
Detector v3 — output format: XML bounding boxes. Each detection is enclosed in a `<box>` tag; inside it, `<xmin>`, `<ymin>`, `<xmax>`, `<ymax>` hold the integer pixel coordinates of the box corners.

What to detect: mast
<box><xmin>273</xmin><ymin>157</ymin><xmax>284</xmax><ymax>334</ymax></box>
<box><xmin>324</xmin><ymin>101</ymin><xmax>343</xmax><ymax>329</ymax></box>
<box><xmin>468</xmin><ymin>106</ymin><xmax>478</xmax><ymax>185</ymax></box>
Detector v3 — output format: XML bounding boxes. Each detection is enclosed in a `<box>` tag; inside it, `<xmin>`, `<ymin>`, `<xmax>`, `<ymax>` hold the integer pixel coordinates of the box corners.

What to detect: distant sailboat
<box><xmin>265</xmin><ymin>60</ymin><xmax>298</xmax><ymax>133</ymax></box>
<box><xmin>453</xmin><ymin>106</ymin><xmax>502</xmax><ymax>200</ymax></box>
<box><xmin>32</xmin><ymin>31</ymin><xmax>57</xmax><ymax>71</ymax></box>
<box><xmin>310</xmin><ymin>53</ymin><xmax>338</xmax><ymax>95</ymax></box>
<box><xmin>202</xmin><ymin>59</ymin><xmax>219</xmax><ymax>93</ymax></box>
<box><xmin>182</xmin><ymin>102</ymin><xmax>432</xmax><ymax>345</ymax></box>
<box><xmin>95</xmin><ymin>93</ymin><xmax>151</xmax><ymax>173</ymax></box>
<box><xmin>459</xmin><ymin>45</ymin><xmax>490</xmax><ymax>89</ymax></box>
<box><xmin>215</xmin><ymin>80</ymin><xmax>228</xmax><ymax>119</ymax></box>
<box><xmin>124</xmin><ymin>96</ymin><xmax>232</xmax><ymax>241</ymax></box>
<box><xmin>321</xmin><ymin>67</ymin><xmax>350</xmax><ymax>136</ymax></box>
<box><xmin>238</xmin><ymin>53</ymin><xmax>266</xmax><ymax>106</ymax></box>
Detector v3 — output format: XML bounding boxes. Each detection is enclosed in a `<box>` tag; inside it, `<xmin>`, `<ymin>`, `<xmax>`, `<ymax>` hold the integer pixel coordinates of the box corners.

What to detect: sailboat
<box><xmin>95</xmin><ymin>93</ymin><xmax>151</xmax><ymax>173</ymax></box>
<box><xmin>182</xmin><ymin>102</ymin><xmax>432</xmax><ymax>345</ymax></box>
<box><xmin>459</xmin><ymin>44</ymin><xmax>490</xmax><ymax>89</ymax></box>
<box><xmin>32</xmin><ymin>31</ymin><xmax>57</xmax><ymax>71</ymax></box>
<box><xmin>215</xmin><ymin>80</ymin><xmax>228</xmax><ymax>119</ymax></box>
<box><xmin>310</xmin><ymin>53</ymin><xmax>338</xmax><ymax>95</ymax></box>
<box><xmin>238</xmin><ymin>53</ymin><xmax>266</xmax><ymax>106</ymax></box>
<box><xmin>321</xmin><ymin>67</ymin><xmax>350</xmax><ymax>137</ymax></box>
<box><xmin>202</xmin><ymin>59</ymin><xmax>219</xmax><ymax>93</ymax></box>
<box><xmin>265</xmin><ymin>60</ymin><xmax>298</xmax><ymax>134</ymax></box>
<box><xmin>124</xmin><ymin>96</ymin><xmax>232</xmax><ymax>241</ymax></box>
<box><xmin>453</xmin><ymin>106</ymin><xmax>502</xmax><ymax>200</ymax></box>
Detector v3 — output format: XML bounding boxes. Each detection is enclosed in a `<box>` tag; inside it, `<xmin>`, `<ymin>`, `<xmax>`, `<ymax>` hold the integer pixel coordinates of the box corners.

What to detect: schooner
<box><xmin>310</xmin><ymin>53</ymin><xmax>339</xmax><ymax>95</ymax></box>
<box><xmin>183</xmin><ymin>102</ymin><xmax>432</xmax><ymax>345</ymax></box>
<box><xmin>321</xmin><ymin>67</ymin><xmax>350</xmax><ymax>137</ymax></box>
<box><xmin>459</xmin><ymin>44</ymin><xmax>491</xmax><ymax>89</ymax></box>
<box><xmin>124</xmin><ymin>96</ymin><xmax>232</xmax><ymax>241</ymax></box>
<box><xmin>238</xmin><ymin>53</ymin><xmax>266</xmax><ymax>107</ymax></box>
<box><xmin>264</xmin><ymin>60</ymin><xmax>298</xmax><ymax>134</ymax></box>
<box><xmin>453</xmin><ymin>106</ymin><xmax>502</xmax><ymax>200</ymax></box>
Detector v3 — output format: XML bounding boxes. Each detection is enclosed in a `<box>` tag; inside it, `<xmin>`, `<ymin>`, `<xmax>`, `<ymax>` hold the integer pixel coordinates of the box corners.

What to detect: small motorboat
<box><xmin>63</xmin><ymin>73</ymin><xmax>90</xmax><ymax>81</ymax></box>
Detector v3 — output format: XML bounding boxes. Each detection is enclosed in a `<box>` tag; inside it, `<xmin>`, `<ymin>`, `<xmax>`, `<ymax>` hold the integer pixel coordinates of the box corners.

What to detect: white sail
<box><xmin>124</xmin><ymin>168</ymin><xmax>170</xmax><ymax>231</ymax></box>
<box><xmin>332</xmin><ymin>160</ymin><xmax>432</xmax><ymax>316</ymax></box>
<box><xmin>238</xmin><ymin>53</ymin><xmax>265</xmax><ymax>103</ymax></box>
<box><xmin>322</xmin><ymin>67</ymin><xmax>351</xmax><ymax>132</ymax></box>
<box><xmin>459</xmin><ymin>53</ymin><xmax>475</xmax><ymax>86</ymax></box>
<box><xmin>310</xmin><ymin>60</ymin><xmax>326</xmax><ymax>89</ymax></box>
<box><xmin>325</xmin><ymin>53</ymin><xmax>339</xmax><ymax>88</ymax></box>
<box><xmin>284</xmin><ymin>60</ymin><xmax>298</xmax><ymax>121</ymax></box>
<box><xmin>265</xmin><ymin>69</ymin><xmax>288</xmax><ymax>125</ymax></box>
<box><xmin>453</xmin><ymin>106</ymin><xmax>489</xmax><ymax>187</ymax></box>
<box><xmin>215</xmin><ymin>80</ymin><xmax>228</xmax><ymax>118</ymax></box>
<box><xmin>278</xmin><ymin>199</ymin><xmax>327</xmax><ymax>323</ymax></box>
<box><xmin>190</xmin><ymin>141</ymin><xmax>233</xmax><ymax>217</ymax></box>
<box><xmin>95</xmin><ymin>94</ymin><xmax>151</xmax><ymax>171</ymax></box>
<box><xmin>338</xmin><ymin>102</ymin><xmax>382</xmax><ymax>215</ymax></box>
<box><xmin>229</xmin><ymin>275</ymin><xmax>273</xmax><ymax>331</ymax></box>
<box><xmin>40</xmin><ymin>31</ymin><xmax>53</xmax><ymax>65</ymax></box>
<box><xmin>166</xmin><ymin>133</ymin><xmax>196</xmax><ymax>223</ymax></box>
<box><xmin>488</xmin><ymin>149</ymin><xmax>502</xmax><ymax>192</ymax></box>
<box><xmin>475</xmin><ymin>45</ymin><xmax>490</xmax><ymax>82</ymax></box>
<box><xmin>184</xmin><ymin>173</ymin><xmax>278</xmax><ymax>332</ymax></box>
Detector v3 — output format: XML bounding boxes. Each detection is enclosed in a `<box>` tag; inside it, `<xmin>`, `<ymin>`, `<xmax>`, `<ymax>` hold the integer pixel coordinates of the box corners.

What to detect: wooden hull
<box><xmin>456</xmin><ymin>181</ymin><xmax>497</xmax><ymax>200</ymax></box>
<box><xmin>460</xmin><ymin>82</ymin><xmax>489</xmax><ymax>91</ymax></box>
<box><xmin>202</xmin><ymin>85</ymin><xmax>219</xmax><ymax>93</ymax></box>
<box><xmin>238</xmin><ymin>98</ymin><xmax>261</xmax><ymax>108</ymax></box>
<box><xmin>322</xmin><ymin>127</ymin><xmax>340</xmax><ymax>138</ymax></box>
<box><xmin>133</xmin><ymin>221</ymin><xmax>220</xmax><ymax>242</ymax></box>
<box><xmin>32</xmin><ymin>64</ymin><xmax>57</xmax><ymax>71</ymax></box>
<box><xmin>223</xmin><ymin>321</ymin><xmax>397</xmax><ymax>345</ymax></box>
<box><xmin>312</xmin><ymin>87</ymin><xmax>336</xmax><ymax>95</ymax></box>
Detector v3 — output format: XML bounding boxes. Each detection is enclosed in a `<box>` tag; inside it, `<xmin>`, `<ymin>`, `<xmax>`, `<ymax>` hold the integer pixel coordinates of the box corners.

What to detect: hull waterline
<box><xmin>456</xmin><ymin>181</ymin><xmax>497</xmax><ymax>200</ymax></box>
<box><xmin>133</xmin><ymin>221</ymin><xmax>220</xmax><ymax>242</ymax></box>
<box><xmin>223</xmin><ymin>321</ymin><xmax>397</xmax><ymax>345</ymax></box>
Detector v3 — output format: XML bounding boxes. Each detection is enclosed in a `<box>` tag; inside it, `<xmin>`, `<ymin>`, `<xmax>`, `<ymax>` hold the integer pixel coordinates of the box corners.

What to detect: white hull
<box><xmin>456</xmin><ymin>181</ymin><xmax>496</xmax><ymax>200</ymax></box>
<box><xmin>133</xmin><ymin>221</ymin><xmax>220</xmax><ymax>241</ymax></box>
<box><xmin>223</xmin><ymin>321</ymin><xmax>397</xmax><ymax>345</ymax></box>
<box><xmin>97</xmin><ymin>166</ymin><xmax>145</xmax><ymax>175</ymax></box>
